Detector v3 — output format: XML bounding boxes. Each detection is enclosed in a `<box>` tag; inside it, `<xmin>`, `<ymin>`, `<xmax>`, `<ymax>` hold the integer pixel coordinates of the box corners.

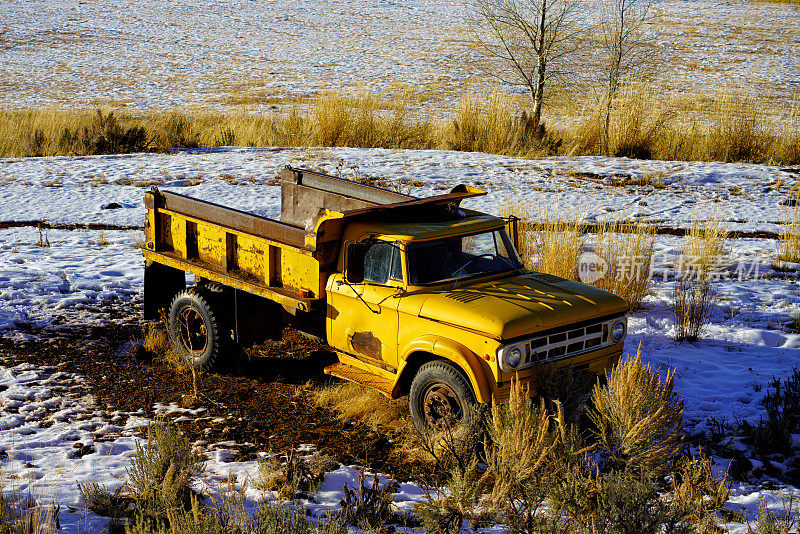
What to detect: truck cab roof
<box><xmin>344</xmin><ymin>213</ymin><xmax>505</xmax><ymax>243</ymax></box>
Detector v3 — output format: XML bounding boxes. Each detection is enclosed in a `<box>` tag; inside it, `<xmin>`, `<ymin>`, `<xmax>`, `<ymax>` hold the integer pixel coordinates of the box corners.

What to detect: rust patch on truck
<box><xmin>350</xmin><ymin>331</ymin><xmax>382</xmax><ymax>360</ymax></box>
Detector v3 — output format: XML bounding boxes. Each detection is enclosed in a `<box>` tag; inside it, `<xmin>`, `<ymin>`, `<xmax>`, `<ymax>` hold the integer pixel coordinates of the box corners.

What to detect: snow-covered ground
<box><xmin>1</xmin><ymin>147</ymin><xmax>799</xmax><ymax>531</ymax></box>
<box><xmin>0</xmin><ymin>361</ymin><xmax>422</xmax><ymax>532</ymax></box>
<box><xmin>2</xmin><ymin>0</ymin><xmax>799</xmax><ymax>528</ymax></box>
<box><xmin>1</xmin><ymin>0</ymin><xmax>797</xmax><ymax>114</ymax></box>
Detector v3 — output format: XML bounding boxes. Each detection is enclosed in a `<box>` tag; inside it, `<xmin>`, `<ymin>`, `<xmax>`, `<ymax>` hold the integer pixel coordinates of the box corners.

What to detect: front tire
<box><xmin>409</xmin><ymin>361</ymin><xmax>479</xmax><ymax>437</ymax></box>
<box><xmin>168</xmin><ymin>288</ymin><xmax>226</xmax><ymax>372</ymax></box>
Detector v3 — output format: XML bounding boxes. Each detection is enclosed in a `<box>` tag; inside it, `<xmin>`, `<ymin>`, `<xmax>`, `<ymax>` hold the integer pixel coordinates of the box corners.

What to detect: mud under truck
<box><xmin>142</xmin><ymin>167</ymin><xmax>628</xmax><ymax>433</ymax></box>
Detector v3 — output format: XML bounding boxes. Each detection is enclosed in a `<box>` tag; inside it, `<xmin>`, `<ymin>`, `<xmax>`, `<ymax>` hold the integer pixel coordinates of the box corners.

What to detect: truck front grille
<box><xmin>525</xmin><ymin>322</ymin><xmax>606</xmax><ymax>365</ymax></box>
<box><xmin>496</xmin><ymin>317</ymin><xmax>626</xmax><ymax>373</ymax></box>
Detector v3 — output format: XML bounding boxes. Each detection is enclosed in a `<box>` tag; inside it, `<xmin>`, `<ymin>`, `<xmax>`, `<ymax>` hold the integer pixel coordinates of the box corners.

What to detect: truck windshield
<box><xmin>406</xmin><ymin>229</ymin><xmax>523</xmax><ymax>285</ymax></box>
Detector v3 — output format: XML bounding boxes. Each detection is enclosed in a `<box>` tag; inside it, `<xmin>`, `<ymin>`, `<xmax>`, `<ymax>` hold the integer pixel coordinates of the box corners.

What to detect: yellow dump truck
<box><xmin>142</xmin><ymin>166</ymin><xmax>628</xmax><ymax>434</ymax></box>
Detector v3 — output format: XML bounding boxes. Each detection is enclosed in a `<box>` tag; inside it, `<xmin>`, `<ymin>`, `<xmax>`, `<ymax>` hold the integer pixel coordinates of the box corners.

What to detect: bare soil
<box><xmin>0</xmin><ymin>301</ymin><xmax>421</xmax><ymax>481</ymax></box>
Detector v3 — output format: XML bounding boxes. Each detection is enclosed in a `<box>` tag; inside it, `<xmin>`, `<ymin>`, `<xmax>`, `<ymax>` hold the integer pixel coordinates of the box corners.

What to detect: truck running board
<box><xmin>323</xmin><ymin>362</ymin><xmax>395</xmax><ymax>398</ymax></box>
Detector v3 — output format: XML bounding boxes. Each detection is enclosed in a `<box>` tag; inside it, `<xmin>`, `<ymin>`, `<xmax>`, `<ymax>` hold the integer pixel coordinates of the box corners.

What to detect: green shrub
<box><xmin>741</xmin><ymin>368</ymin><xmax>800</xmax><ymax>455</ymax></box>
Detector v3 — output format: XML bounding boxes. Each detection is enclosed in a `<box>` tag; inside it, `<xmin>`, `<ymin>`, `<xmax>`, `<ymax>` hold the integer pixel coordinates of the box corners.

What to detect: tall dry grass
<box><xmin>568</xmin><ymin>86</ymin><xmax>800</xmax><ymax>164</ymax></box>
<box><xmin>307</xmin><ymin>90</ymin><xmax>431</xmax><ymax>149</ymax></box>
<box><xmin>592</xmin><ymin>220</ymin><xmax>656</xmax><ymax>311</ymax></box>
<box><xmin>502</xmin><ymin>198</ymin><xmax>586</xmax><ymax>280</ymax></box>
<box><xmin>502</xmin><ymin>198</ymin><xmax>655</xmax><ymax>310</ymax></box>
<box><xmin>571</xmin><ymin>84</ymin><xmax>674</xmax><ymax>160</ymax></box>
<box><xmin>671</xmin><ymin>213</ymin><xmax>724</xmax><ymax>342</ymax></box>
<box><xmin>0</xmin><ymin>475</ymin><xmax>60</xmax><ymax>534</ymax></box>
<box><xmin>779</xmin><ymin>202</ymin><xmax>800</xmax><ymax>263</ymax></box>
<box><xmin>313</xmin><ymin>382</ymin><xmax>410</xmax><ymax>433</ymax></box>
<box><xmin>448</xmin><ymin>90</ymin><xmax>550</xmax><ymax>156</ymax></box>
<box><xmin>683</xmin><ymin>210</ymin><xmax>728</xmax><ymax>277</ymax></box>
<box><xmin>2</xmin><ymin>86</ymin><xmax>798</xmax><ymax>164</ymax></box>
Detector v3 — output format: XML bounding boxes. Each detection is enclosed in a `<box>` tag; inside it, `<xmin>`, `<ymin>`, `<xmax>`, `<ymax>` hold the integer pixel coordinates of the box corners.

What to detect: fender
<box><xmin>399</xmin><ymin>335</ymin><xmax>493</xmax><ymax>403</ymax></box>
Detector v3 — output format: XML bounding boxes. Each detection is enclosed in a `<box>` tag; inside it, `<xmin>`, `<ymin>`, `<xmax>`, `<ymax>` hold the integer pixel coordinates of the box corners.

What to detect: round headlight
<box><xmin>507</xmin><ymin>347</ymin><xmax>522</xmax><ymax>368</ymax></box>
<box><xmin>611</xmin><ymin>320</ymin><xmax>626</xmax><ymax>342</ymax></box>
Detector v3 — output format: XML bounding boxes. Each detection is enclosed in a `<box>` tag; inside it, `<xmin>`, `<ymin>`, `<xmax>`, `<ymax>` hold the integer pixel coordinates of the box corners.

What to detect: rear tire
<box><xmin>409</xmin><ymin>361</ymin><xmax>480</xmax><ymax>438</ymax></box>
<box><xmin>168</xmin><ymin>288</ymin><xmax>226</xmax><ymax>372</ymax></box>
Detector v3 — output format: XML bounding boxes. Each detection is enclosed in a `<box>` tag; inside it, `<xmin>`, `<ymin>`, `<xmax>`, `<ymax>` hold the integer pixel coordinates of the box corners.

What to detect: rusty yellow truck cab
<box><xmin>143</xmin><ymin>166</ymin><xmax>628</xmax><ymax>435</ymax></box>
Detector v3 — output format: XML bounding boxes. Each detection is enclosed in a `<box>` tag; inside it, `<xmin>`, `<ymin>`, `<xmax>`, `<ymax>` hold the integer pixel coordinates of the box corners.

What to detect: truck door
<box><xmin>326</xmin><ymin>241</ymin><xmax>402</xmax><ymax>369</ymax></box>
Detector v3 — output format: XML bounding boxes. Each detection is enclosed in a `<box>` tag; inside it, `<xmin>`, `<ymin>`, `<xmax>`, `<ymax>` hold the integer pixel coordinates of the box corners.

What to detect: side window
<box><xmin>364</xmin><ymin>242</ymin><xmax>393</xmax><ymax>284</ymax></box>
<box><xmin>390</xmin><ymin>245</ymin><xmax>403</xmax><ymax>281</ymax></box>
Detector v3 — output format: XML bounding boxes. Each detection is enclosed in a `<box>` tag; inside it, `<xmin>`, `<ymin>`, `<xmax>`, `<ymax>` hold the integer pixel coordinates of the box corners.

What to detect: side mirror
<box><xmin>345</xmin><ymin>242</ymin><xmax>367</xmax><ymax>284</ymax></box>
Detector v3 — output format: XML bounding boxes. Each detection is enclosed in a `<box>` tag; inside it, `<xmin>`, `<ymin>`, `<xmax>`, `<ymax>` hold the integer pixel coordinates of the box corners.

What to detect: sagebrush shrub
<box><xmin>256</xmin><ymin>450</ymin><xmax>335</xmax><ymax>500</ymax></box>
<box><xmin>126</xmin><ymin>421</ymin><xmax>205</xmax><ymax>520</ymax></box>
<box><xmin>483</xmin><ymin>377</ymin><xmax>588</xmax><ymax>532</ymax></box>
<box><xmin>670</xmin><ymin>453</ymin><xmax>730</xmax><ymax>530</ymax></box>
<box><xmin>415</xmin><ymin>450</ymin><xmax>498</xmax><ymax>534</ymax></box>
<box><xmin>78</xmin><ymin>480</ymin><xmax>132</xmax><ymax>520</ymax></box>
<box><xmin>589</xmin><ymin>346</ymin><xmax>685</xmax><ymax>477</ymax></box>
<box><xmin>740</xmin><ymin>368</ymin><xmax>800</xmax><ymax>455</ymax></box>
<box><xmin>338</xmin><ymin>471</ymin><xmax>397</xmax><ymax>530</ymax></box>
<box><xmin>747</xmin><ymin>496</ymin><xmax>798</xmax><ymax>534</ymax></box>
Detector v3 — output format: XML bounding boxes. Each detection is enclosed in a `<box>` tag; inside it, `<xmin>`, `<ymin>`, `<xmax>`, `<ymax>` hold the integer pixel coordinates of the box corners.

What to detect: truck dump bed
<box><xmin>142</xmin><ymin>166</ymin><xmax>485</xmax><ymax>312</ymax></box>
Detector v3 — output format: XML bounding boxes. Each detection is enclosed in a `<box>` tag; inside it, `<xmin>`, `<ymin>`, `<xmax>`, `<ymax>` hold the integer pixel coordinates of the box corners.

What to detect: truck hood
<box><xmin>415</xmin><ymin>272</ymin><xmax>628</xmax><ymax>340</ymax></box>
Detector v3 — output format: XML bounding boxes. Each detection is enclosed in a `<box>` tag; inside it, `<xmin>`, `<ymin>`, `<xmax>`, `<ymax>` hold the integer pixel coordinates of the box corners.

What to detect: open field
<box><xmin>1</xmin><ymin>0</ymin><xmax>798</xmax><ymax>121</ymax></box>
<box><xmin>1</xmin><ymin>148</ymin><xmax>800</xmax><ymax>531</ymax></box>
<box><xmin>2</xmin><ymin>0</ymin><xmax>800</xmax><ymax>531</ymax></box>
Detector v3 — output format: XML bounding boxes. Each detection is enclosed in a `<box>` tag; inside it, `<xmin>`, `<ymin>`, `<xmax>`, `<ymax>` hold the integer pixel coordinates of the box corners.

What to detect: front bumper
<box><xmin>490</xmin><ymin>343</ymin><xmax>624</xmax><ymax>404</ymax></box>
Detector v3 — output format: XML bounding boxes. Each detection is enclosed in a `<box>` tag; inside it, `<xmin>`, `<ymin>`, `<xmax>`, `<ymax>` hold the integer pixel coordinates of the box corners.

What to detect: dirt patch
<box><xmin>0</xmin><ymin>309</ymin><xmax>423</xmax><ymax>481</ymax></box>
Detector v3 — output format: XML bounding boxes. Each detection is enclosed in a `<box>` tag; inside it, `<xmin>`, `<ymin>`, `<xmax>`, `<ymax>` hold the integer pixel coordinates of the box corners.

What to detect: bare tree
<box><xmin>469</xmin><ymin>0</ymin><xmax>585</xmax><ymax>132</ymax></box>
<box><xmin>593</xmin><ymin>0</ymin><xmax>659</xmax><ymax>149</ymax></box>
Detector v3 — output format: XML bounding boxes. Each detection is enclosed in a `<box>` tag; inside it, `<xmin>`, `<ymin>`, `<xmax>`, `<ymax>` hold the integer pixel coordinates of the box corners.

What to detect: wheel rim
<box><xmin>422</xmin><ymin>383</ymin><xmax>463</xmax><ymax>431</ymax></box>
<box><xmin>176</xmin><ymin>305</ymin><xmax>208</xmax><ymax>359</ymax></box>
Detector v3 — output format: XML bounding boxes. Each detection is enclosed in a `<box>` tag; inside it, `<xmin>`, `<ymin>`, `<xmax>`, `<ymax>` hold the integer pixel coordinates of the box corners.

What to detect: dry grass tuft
<box><xmin>571</xmin><ymin>84</ymin><xmax>673</xmax><ymax>160</ymax></box>
<box><xmin>502</xmin><ymin>198</ymin><xmax>586</xmax><ymax>280</ymax></box>
<box><xmin>700</xmin><ymin>92</ymin><xmax>770</xmax><ymax>163</ymax></box>
<box><xmin>255</xmin><ymin>450</ymin><xmax>336</xmax><ymax>500</ymax></box>
<box><xmin>313</xmin><ymin>382</ymin><xmax>410</xmax><ymax>433</ymax></box>
<box><xmin>0</xmin><ymin>476</ymin><xmax>60</xmax><ymax>534</ymax></box>
<box><xmin>308</xmin><ymin>89</ymin><xmax>431</xmax><ymax>149</ymax></box>
<box><xmin>589</xmin><ymin>344</ymin><xmax>685</xmax><ymax>477</ymax></box>
<box><xmin>684</xmin><ymin>211</ymin><xmax>728</xmax><ymax>276</ymax></box>
<box><xmin>672</xmin><ymin>277</ymin><xmax>715</xmax><ymax>342</ymax></box>
<box><xmin>592</xmin><ymin>220</ymin><xmax>656</xmax><ymax>311</ymax></box>
<box><xmin>779</xmin><ymin>202</ymin><xmax>800</xmax><ymax>263</ymax></box>
<box><xmin>451</xmin><ymin>90</ymin><xmax>517</xmax><ymax>155</ymax></box>
<box><xmin>671</xmin><ymin>213</ymin><xmax>723</xmax><ymax>341</ymax></box>
<box><xmin>140</xmin><ymin>322</ymin><xmax>182</xmax><ymax>368</ymax></box>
